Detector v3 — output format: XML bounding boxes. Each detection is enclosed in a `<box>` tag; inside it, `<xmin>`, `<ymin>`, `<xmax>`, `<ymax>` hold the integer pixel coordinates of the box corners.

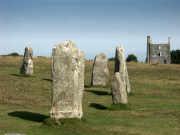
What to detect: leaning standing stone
<box><xmin>111</xmin><ymin>72</ymin><xmax>128</xmax><ymax>104</ymax></box>
<box><xmin>20</xmin><ymin>47</ymin><xmax>33</xmax><ymax>75</ymax></box>
<box><xmin>50</xmin><ymin>40</ymin><xmax>84</xmax><ymax>119</ymax></box>
<box><xmin>115</xmin><ymin>46</ymin><xmax>130</xmax><ymax>93</ymax></box>
<box><xmin>91</xmin><ymin>53</ymin><xmax>109</xmax><ymax>86</ymax></box>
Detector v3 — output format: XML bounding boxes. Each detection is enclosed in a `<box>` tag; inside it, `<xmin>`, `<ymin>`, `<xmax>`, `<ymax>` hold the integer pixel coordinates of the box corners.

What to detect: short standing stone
<box><xmin>20</xmin><ymin>47</ymin><xmax>33</xmax><ymax>75</ymax></box>
<box><xmin>50</xmin><ymin>40</ymin><xmax>84</xmax><ymax>119</ymax></box>
<box><xmin>91</xmin><ymin>53</ymin><xmax>109</xmax><ymax>86</ymax></box>
<box><xmin>111</xmin><ymin>72</ymin><xmax>128</xmax><ymax>104</ymax></box>
<box><xmin>115</xmin><ymin>46</ymin><xmax>130</xmax><ymax>93</ymax></box>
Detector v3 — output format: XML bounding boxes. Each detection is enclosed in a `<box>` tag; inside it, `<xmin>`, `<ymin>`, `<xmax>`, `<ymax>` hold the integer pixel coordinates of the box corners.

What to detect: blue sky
<box><xmin>0</xmin><ymin>0</ymin><xmax>180</xmax><ymax>61</ymax></box>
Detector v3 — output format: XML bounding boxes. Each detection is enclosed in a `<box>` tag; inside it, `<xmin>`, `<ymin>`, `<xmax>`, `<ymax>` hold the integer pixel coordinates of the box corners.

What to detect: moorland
<box><xmin>0</xmin><ymin>56</ymin><xmax>180</xmax><ymax>135</ymax></box>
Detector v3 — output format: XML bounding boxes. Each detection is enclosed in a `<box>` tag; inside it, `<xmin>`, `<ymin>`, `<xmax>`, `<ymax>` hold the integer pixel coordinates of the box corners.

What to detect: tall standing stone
<box><xmin>20</xmin><ymin>47</ymin><xmax>33</xmax><ymax>75</ymax></box>
<box><xmin>114</xmin><ymin>46</ymin><xmax>130</xmax><ymax>93</ymax></box>
<box><xmin>50</xmin><ymin>40</ymin><xmax>84</xmax><ymax>119</ymax></box>
<box><xmin>111</xmin><ymin>72</ymin><xmax>128</xmax><ymax>104</ymax></box>
<box><xmin>91</xmin><ymin>53</ymin><xmax>109</xmax><ymax>86</ymax></box>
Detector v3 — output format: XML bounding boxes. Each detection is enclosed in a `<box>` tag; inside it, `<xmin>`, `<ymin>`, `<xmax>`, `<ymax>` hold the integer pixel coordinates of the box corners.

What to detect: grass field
<box><xmin>0</xmin><ymin>56</ymin><xmax>180</xmax><ymax>135</ymax></box>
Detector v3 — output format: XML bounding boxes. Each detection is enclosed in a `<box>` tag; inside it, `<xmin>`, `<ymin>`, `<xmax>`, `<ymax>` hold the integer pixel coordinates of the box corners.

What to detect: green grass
<box><xmin>108</xmin><ymin>103</ymin><xmax>130</xmax><ymax>111</ymax></box>
<box><xmin>12</xmin><ymin>73</ymin><xmax>36</xmax><ymax>78</ymax></box>
<box><xmin>0</xmin><ymin>56</ymin><xmax>180</xmax><ymax>135</ymax></box>
<box><xmin>43</xmin><ymin>117</ymin><xmax>87</xmax><ymax>127</ymax></box>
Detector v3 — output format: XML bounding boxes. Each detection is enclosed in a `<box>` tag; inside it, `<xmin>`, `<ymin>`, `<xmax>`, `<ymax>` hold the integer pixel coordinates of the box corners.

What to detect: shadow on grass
<box><xmin>89</xmin><ymin>103</ymin><xmax>108</xmax><ymax>110</ymax></box>
<box><xmin>11</xmin><ymin>74</ymin><xmax>35</xmax><ymax>78</ymax></box>
<box><xmin>84</xmin><ymin>85</ymin><xmax>90</xmax><ymax>88</ymax></box>
<box><xmin>8</xmin><ymin>111</ymin><xmax>48</xmax><ymax>122</ymax></box>
<box><xmin>11</xmin><ymin>74</ymin><xmax>20</xmax><ymax>77</ymax></box>
<box><xmin>42</xmin><ymin>78</ymin><xmax>52</xmax><ymax>82</ymax></box>
<box><xmin>85</xmin><ymin>90</ymin><xmax>110</xmax><ymax>96</ymax></box>
<box><xmin>84</xmin><ymin>85</ymin><xmax>110</xmax><ymax>88</ymax></box>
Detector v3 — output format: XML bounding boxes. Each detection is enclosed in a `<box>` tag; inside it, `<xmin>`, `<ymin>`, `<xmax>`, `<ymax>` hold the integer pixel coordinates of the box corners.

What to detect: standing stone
<box><xmin>114</xmin><ymin>46</ymin><xmax>130</xmax><ymax>93</ymax></box>
<box><xmin>111</xmin><ymin>72</ymin><xmax>128</xmax><ymax>104</ymax></box>
<box><xmin>20</xmin><ymin>47</ymin><xmax>33</xmax><ymax>75</ymax></box>
<box><xmin>50</xmin><ymin>40</ymin><xmax>84</xmax><ymax>119</ymax></box>
<box><xmin>91</xmin><ymin>53</ymin><xmax>109</xmax><ymax>86</ymax></box>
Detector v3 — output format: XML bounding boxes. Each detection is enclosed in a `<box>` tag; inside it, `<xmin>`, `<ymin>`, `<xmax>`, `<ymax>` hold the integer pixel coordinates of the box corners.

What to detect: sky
<box><xmin>0</xmin><ymin>0</ymin><xmax>180</xmax><ymax>62</ymax></box>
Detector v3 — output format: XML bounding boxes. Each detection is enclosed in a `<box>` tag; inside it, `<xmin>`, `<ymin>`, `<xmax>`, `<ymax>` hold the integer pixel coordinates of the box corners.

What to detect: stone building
<box><xmin>146</xmin><ymin>36</ymin><xmax>171</xmax><ymax>64</ymax></box>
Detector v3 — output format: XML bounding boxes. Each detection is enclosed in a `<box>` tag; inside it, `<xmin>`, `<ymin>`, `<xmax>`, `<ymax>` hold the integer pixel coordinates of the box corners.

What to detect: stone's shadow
<box><xmin>11</xmin><ymin>74</ymin><xmax>20</xmax><ymax>77</ymax></box>
<box><xmin>8</xmin><ymin>111</ymin><xmax>48</xmax><ymax>122</ymax></box>
<box><xmin>84</xmin><ymin>85</ymin><xmax>90</xmax><ymax>88</ymax></box>
<box><xmin>89</xmin><ymin>103</ymin><xmax>108</xmax><ymax>110</ymax></box>
<box><xmin>85</xmin><ymin>90</ymin><xmax>110</xmax><ymax>95</ymax></box>
<box><xmin>11</xmin><ymin>73</ymin><xmax>35</xmax><ymax>78</ymax></box>
<box><xmin>42</xmin><ymin>78</ymin><xmax>52</xmax><ymax>82</ymax></box>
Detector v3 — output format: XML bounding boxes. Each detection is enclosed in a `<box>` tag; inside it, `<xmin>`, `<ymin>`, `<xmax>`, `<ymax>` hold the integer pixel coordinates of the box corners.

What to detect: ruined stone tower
<box><xmin>146</xmin><ymin>36</ymin><xmax>171</xmax><ymax>64</ymax></box>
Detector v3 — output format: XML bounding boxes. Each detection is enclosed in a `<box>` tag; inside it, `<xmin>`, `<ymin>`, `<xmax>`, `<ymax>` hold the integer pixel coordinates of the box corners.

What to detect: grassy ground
<box><xmin>0</xmin><ymin>56</ymin><xmax>180</xmax><ymax>135</ymax></box>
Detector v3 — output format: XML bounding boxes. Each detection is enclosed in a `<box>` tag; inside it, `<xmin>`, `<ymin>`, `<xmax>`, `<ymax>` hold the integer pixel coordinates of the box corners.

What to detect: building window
<box><xmin>159</xmin><ymin>52</ymin><xmax>162</xmax><ymax>56</ymax></box>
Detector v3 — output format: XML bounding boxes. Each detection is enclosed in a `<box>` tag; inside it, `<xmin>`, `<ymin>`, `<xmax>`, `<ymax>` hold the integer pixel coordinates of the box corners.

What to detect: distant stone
<box><xmin>115</xmin><ymin>46</ymin><xmax>130</xmax><ymax>93</ymax></box>
<box><xmin>91</xmin><ymin>53</ymin><xmax>109</xmax><ymax>86</ymax></box>
<box><xmin>50</xmin><ymin>40</ymin><xmax>84</xmax><ymax>119</ymax></box>
<box><xmin>111</xmin><ymin>72</ymin><xmax>128</xmax><ymax>104</ymax></box>
<box><xmin>20</xmin><ymin>47</ymin><xmax>33</xmax><ymax>75</ymax></box>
